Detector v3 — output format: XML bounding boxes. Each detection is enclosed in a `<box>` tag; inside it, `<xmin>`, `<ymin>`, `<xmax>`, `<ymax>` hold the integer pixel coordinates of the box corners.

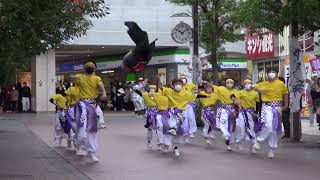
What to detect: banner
<box><xmin>279</xmin><ymin>26</ymin><xmax>290</xmax><ymax>56</ymax></box>
<box><xmin>289</xmin><ymin>38</ymin><xmax>306</xmax><ymax>111</ymax></box>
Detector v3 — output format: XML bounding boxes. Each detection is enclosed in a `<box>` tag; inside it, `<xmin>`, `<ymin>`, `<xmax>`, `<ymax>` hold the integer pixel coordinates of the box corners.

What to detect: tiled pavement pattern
<box><xmin>0</xmin><ymin>117</ymin><xmax>90</xmax><ymax>180</ymax></box>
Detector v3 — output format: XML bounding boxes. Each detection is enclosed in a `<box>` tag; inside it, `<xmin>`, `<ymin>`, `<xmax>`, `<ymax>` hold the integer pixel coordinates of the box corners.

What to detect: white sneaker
<box><xmin>147</xmin><ymin>141</ymin><xmax>152</xmax><ymax>149</ymax></box>
<box><xmin>89</xmin><ymin>152</ymin><xmax>99</xmax><ymax>162</ymax></box>
<box><xmin>66</xmin><ymin>141</ymin><xmax>75</xmax><ymax>151</ymax></box>
<box><xmin>237</xmin><ymin>143</ymin><xmax>243</xmax><ymax>151</ymax></box>
<box><xmin>189</xmin><ymin>133</ymin><xmax>195</xmax><ymax>138</ymax></box>
<box><xmin>205</xmin><ymin>139</ymin><xmax>212</xmax><ymax>145</ymax></box>
<box><xmin>54</xmin><ymin>139</ymin><xmax>62</xmax><ymax>147</ymax></box>
<box><xmin>173</xmin><ymin>148</ymin><xmax>180</xmax><ymax>157</ymax></box>
<box><xmin>76</xmin><ymin>148</ymin><xmax>87</xmax><ymax>156</ymax></box>
<box><xmin>157</xmin><ymin>144</ymin><xmax>162</xmax><ymax>151</ymax></box>
<box><xmin>209</xmin><ymin>134</ymin><xmax>216</xmax><ymax>140</ymax></box>
<box><xmin>250</xmin><ymin>146</ymin><xmax>257</xmax><ymax>154</ymax></box>
<box><xmin>161</xmin><ymin>145</ymin><xmax>169</xmax><ymax>153</ymax></box>
<box><xmin>267</xmin><ymin>149</ymin><xmax>275</xmax><ymax>159</ymax></box>
<box><xmin>227</xmin><ymin>145</ymin><xmax>232</xmax><ymax>151</ymax></box>
<box><xmin>253</xmin><ymin>141</ymin><xmax>261</xmax><ymax>150</ymax></box>
<box><xmin>99</xmin><ymin>123</ymin><xmax>107</xmax><ymax>129</ymax></box>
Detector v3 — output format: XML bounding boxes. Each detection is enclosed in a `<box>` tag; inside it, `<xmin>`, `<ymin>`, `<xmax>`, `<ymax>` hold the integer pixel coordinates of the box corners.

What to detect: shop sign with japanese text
<box><xmin>246</xmin><ymin>32</ymin><xmax>275</xmax><ymax>59</ymax></box>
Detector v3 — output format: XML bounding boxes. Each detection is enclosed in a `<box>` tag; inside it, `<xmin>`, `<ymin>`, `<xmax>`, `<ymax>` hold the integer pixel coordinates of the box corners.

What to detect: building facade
<box><xmin>248</xmin><ymin>28</ymin><xmax>320</xmax><ymax>84</ymax></box>
<box><xmin>32</xmin><ymin>0</ymin><xmax>194</xmax><ymax>111</ymax></box>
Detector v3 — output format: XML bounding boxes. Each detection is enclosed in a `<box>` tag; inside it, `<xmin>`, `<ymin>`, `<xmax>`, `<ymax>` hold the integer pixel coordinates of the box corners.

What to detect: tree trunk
<box><xmin>210</xmin><ymin>50</ymin><xmax>220</xmax><ymax>85</ymax></box>
<box><xmin>210</xmin><ymin>2</ymin><xmax>220</xmax><ymax>86</ymax></box>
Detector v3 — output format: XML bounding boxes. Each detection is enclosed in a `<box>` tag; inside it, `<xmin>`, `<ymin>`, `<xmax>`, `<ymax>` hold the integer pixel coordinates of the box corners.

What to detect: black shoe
<box><xmin>144</xmin><ymin>122</ymin><xmax>151</xmax><ymax>128</ymax></box>
<box><xmin>281</xmin><ymin>135</ymin><xmax>290</xmax><ymax>139</ymax></box>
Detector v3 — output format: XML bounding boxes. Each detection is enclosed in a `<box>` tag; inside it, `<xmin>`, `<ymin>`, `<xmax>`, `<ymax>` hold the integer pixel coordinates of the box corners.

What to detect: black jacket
<box><xmin>21</xmin><ymin>86</ymin><xmax>31</xmax><ymax>98</ymax></box>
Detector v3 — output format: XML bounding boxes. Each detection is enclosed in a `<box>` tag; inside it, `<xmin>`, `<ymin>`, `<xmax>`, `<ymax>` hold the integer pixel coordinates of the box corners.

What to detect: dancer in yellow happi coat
<box><xmin>253</xmin><ymin>69</ymin><xmax>288</xmax><ymax>159</ymax></box>
<box><xmin>162</xmin><ymin>79</ymin><xmax>207</xmax><ymax>157</ymax></box>
<box><xmin>142</xmin><ymin>85</ymin><xmax>158</xmax><ymax>149</ymax></box>
<box><xmin>179</xmin><ymin>75</ymin><xmax>198</xmax><ymax>141</ymax></box>
<box><xmin>153</xmin><ymin>89</ymin><xmax>172</xmax><ymax>153</ymax></box>
<box><xmin>74</xmin><ymin>61</ymin><xmax>107</xmax><ymax>162</ymax></box>
<box><xmin>234</xmin><ymin>79</ymin><xmax>259</xmax><ymax>153</ymax></box>
<box><xmin>214</xmin><ymin>79</ymin><xmax>238</xmax><ymax>151</ymax></box>
<box><xmin>199</xmin><ymin>82</ymin><xmax>220</xmax><ymax>145</ymax></box>
<box><xmin>64</xmin><ymin>81</ymin><xmax>80</xmax><ymax>152</ymax></box>
<box><xmin>49</xmin><ymin>92</ymin><xmax>68</xmax><ymax>146</ymax></box>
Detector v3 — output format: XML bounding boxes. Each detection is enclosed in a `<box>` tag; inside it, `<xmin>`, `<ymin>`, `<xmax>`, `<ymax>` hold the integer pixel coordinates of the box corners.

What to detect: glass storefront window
<box><xmin>256</xmin><ymin>60</ymin><xmax>280</xmax><ymax>82</ymax></box>
<box><xmin>258</xmin><ymin>62</ymin><xmax>265</xmax><ymax>81</ymax></box>
<box><xmin>265</xmin><ymin>61</ymin><xmax>272</xmax><ymax>71</ymax></box>
<box><xmin>272</xmin><ymin>60</ymin><xmax>279</xmax><ymax>73</ymax></box>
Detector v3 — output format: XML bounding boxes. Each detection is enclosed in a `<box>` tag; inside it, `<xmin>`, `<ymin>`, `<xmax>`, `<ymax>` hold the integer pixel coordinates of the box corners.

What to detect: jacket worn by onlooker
<box><xmin>21</xmin><ymin>86</ymin><xmax>31</xmax><ymax>98</ymax></box>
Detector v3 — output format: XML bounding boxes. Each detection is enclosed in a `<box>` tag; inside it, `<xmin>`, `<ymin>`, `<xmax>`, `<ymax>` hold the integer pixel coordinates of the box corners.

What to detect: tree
<box><xmin>166</xmin><ymin>0</ymin><xmax>244</xmax><ymax>84</ymax></box>
<box><xmin>235</xmin><ymin>0</ymin><xmax>320</xmax><ymax>34</ymax></box>
<box><xmin>0</xmin><ymin>0</ymin><xmax>109</xmax><ymax>86</ymax></box>
<box><xmin>235</xmin><ymin>0</ymin><xmax>320</xmax><ymax>142</ymax></box>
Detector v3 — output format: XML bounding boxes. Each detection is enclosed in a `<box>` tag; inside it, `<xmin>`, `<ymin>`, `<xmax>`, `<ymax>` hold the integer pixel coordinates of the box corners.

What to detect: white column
<box><xmin>31</xmin><ymin>50</ymin><xmax>56</xmax><ymax>112</ymax></box>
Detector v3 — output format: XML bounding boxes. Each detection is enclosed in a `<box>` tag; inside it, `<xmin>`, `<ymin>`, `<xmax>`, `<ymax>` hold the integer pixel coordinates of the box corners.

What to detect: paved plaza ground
<box><xmin>0</xmin><ymin>112</ymin><xmax>319</xmax><ymax>180</ymax></box>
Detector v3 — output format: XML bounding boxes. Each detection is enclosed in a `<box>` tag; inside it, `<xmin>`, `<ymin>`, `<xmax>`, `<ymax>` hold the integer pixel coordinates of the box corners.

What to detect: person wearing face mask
<box><xmin>73</xmin><ymin>60</ymin><xmax>107</xmax><ymax>162</ymax></box>
<box><xmin>214</xmin><ymin>79</ymin><xmax>238</xmax><ymax>151</ymax></box>
<box><xmin>252</xmin><ymin>69</ymin><xmax>288</xmax><ymax>159</ymax></box>
<box><xmin>179</xmin><ymin>75</ymin><xmax>193</xmax><ymax>91</ymax></box>
<box><xmin>179</xmin><ymin>75</ymin><xmax>198</xmax><ymax>141</ymax></box>
<box><xmin>142</xmin><ymin>85</ymin><xmax>158</xmax><ymax>149</ymax></box>
<box><xmin>161</xmin><ymin>79</ymin><xmax>198</xmax><ymax>157</ymax></box>
<box><xmin>199</xmin><ymin>82</ymin><xmax>220</xmax><ymax>146</ymax></box>
<box><xmin>9</xmin><ymin>86</ymin><xmax>19</xmax><ymax>112</ymax></box>
<box><xmin>234</xmin><ymin>79</ymin><xmax>259</xmax><ymax>153</ymax></box>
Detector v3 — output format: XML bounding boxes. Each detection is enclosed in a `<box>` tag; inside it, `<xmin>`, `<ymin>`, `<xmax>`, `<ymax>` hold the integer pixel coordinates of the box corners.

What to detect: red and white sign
<box><xmin>246</xmin><ymin>32</ymin><xmax>275</xmax><ymax>59</ymax></box>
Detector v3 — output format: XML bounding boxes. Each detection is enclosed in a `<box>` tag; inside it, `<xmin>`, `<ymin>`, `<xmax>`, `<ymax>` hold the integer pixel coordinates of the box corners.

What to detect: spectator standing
<box><xmin>0</xmin><ymin>87</ymin><xmax>3</xmax><ymax>106</ymax></box>
<box><xmin>305</xmin><ymin>79</ymin><xmax>315</xmax><ymax>127</ymax></box>
<box><xmin>2</xmin><ymin>87</ymin><xmax>10</xmax><ymax>112</ymax></box>
<box><xmin>16</xmin><ymin>82</ymin><xmax>23</xmax><ymax>112</ymax></box>
<box><xmin>278</xmin><ymin>77</ymin><xmax>290</xmax><ymax>138</ymax></box>
<box><xmin>21</xmin><ymin>82</ymin><xmax>31</xmax><ymax>112</ymax></box>
<box><xmin>116</xmin><ymin>82</ymin><xmax>125</xmax><ymax>111</ymax></box>
<box><xmin>9</xmin><ymin>86</ymin><xmax>19</xmax><ymax>112</ymax></box>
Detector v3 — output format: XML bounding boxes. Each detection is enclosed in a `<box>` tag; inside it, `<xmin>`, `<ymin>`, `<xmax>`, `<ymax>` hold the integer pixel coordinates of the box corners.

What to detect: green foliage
<box><xmin>198</xmin><ymin>0</ymin><xmax>244</xmax><ymax>52</ymax></box>
<box><xmin>235</xmin><ymin>0</ymin><xmax>320</xmax><ymax>34</ymax></box>
<box><xmin>168</xmin><ymin>0</ymin><xmax>320</xmax><ymax>79</ymax></box>
<box><xmin>167</xmin><ymin>0</ymin><xmax>244</xmax><ymax>79</ymax></box>
<box><xmin>0</xmin><ymin>0</ymin><xmax>109</xmax><ymax>86</ymax></box>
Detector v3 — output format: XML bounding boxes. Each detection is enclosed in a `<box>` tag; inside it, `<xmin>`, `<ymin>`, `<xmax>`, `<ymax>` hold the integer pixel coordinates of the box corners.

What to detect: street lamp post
<box><xmin>191</xmin><ymin>3</ymin><xmax>202</xmax><ymax>84</ymax></box>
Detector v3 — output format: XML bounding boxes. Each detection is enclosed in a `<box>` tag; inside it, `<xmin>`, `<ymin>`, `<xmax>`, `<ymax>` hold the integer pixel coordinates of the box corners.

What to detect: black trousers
<box><xmin>282</xmin><ymin>109</ymin><xmax>291</xmax><ymax>137</ymax></box>
<box><xmin>9</xmin><ymin>101</ymin><xmax>17</xmax><ymax>112</ymax></box>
